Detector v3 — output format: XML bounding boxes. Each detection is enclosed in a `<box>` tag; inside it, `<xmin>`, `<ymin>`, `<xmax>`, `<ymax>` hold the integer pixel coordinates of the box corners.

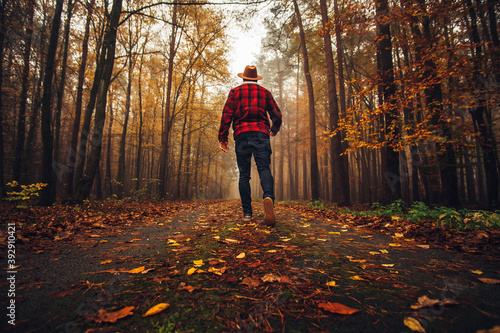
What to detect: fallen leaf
<box><xmin>193</xmin><ymin>259</ymin><xmax>203</xmax><ymax>267</ymax></box>
<box><xmin>241</xmin><ymin>277</ymin><xmax>262</xmax><ymax>288</ymax></box>
<box><xmin>394</xmin><ymin>232</ymin><xmax>404</xmax><ymax>238</ymax></box>
<box><xmin>411</xmin><ymin>295</ymin><xmax>458</xmax><ymax>309</ymax></box>
<box><xmin>329</xmin><ymin>232</ymin><xmax>341</xmax><ymax>235</ymax></box>
<box><xmin>318</xmin><ymin>302</ymin><xmax>358</xmax><ymax>315</ymax></box>
<box><xmin>389</xmin><ymin>243</ymin><xmax>401</xmax><ymax>247</ymax></box>
<box><xmin>478</xmin><ymin>278</ymin><xmax>500</xmax><ymax>285</ymax></box>
<box><xmin>262</xmin><ymin>273</ymin><xmax>280</xmax><ymax>283</ymax></box>
<box><xmin>416</xmin><ymin>245</ymin><xmax>430</xmax><ymax>249</ymax></box>
<box><xmin>350</xmin><ymin>275</ymin><xmax>367</xmax><ymax>281</ymax></box>
<box><xmin>143</xmin><ymin>303</ymin><xmax>169</xmax><ymax>317</ymax></box>
<box><xmin>281</xmin><ymin>238</ymin><xmax>292</xmax><ymax>242</ymax></box>
<box><xmin>476</xmin><ymin>325</ymin><xmax>500</xmax><ymax>333</ymax></box>
<box><xmin>100</xmin><ymin>260</ymin><xmax>112</xmax><ymax>265</ymax></box>
<box><xmin>178</xmin><ymin>284</ymin><xmax>199</xmax><ymax>292</ymax></box>
<box><xmin>379</xmin><ymin>249</ymin><xmax>389</xmax><ymax>254</ymax></box>
<box><xmin>245</xmin><ymin>261</ymin><xmax>261</xmax><ymax>268</ymax></box>
<box><xmin>236</xmin><ymin>252</ymin><xmax>245</xmax><ymax>259</ymax></box>
<box><xmin>224</xmin><ymin>238</ymin><xmax>239</xmax><ymax>244</ymax></box>
<box><xmin>267</xmin><ymin>250</ymin><xmax>277</xmax><ymax>253</ymax></box>
<box><xmin>382</xmin><ymin>264</ymin><xmax>395</xmax><ymax>268</ymax></box>
<box><xmin>471</xmin><ymin>270</ymin><xmax>484</xmax><ymax>275</ymax></box>
<box><xmin>326</xmin><ymin>281</ymin><xmax>336</xmax><ymax>286</ymax></box>
<box><xmin>404</xmin><ymin>317</ymin><xmax>426</xmax><ymax>332</ymax></box>
<box><xmin>208</xmin><ymin>266</ymin><xmax>226</xmax><ymax>275</ymax></box>
<box><xmin>128</xmin><ymin>266</ymin><xmax>145</xmax><ymax>274</ymax></box>
<box><xmin>94</xmin><ymin>306</ymin><xmax>134</xmax><ymax>323</ymax></box>
<box><xmin>187</xmin><ymin>267</ymin><xmax>197</xmax><ymax>275</ymax></box>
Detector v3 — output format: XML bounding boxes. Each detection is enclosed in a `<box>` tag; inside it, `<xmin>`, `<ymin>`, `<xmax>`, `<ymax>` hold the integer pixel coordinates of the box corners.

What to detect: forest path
<box><xmin>1</xmin><ymin>200</ymin><xmax>499</xmax><ymax>332</ymax></box>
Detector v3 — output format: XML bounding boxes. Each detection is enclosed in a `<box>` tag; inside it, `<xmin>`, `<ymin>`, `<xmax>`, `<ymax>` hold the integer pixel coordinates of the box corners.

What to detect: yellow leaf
<box><xmin>394</xmin><ymin>232</ymin><xmax>404</xmax><ymax>238</ymax></box>
<box><xmin>350</xmin><ymin>275</ymin><xmax>367</xmax><ymax>281</ymax></box>
<box><xmin>326</xmin><ymin>281</ymin><xmax>336</xmax><ymax>286</ymax></box>
<box><xmin>329</xmin><ymin>231</ymin><xmax>341</xmax><ymax>235</ymax></box>
<box><xmin>158</xmin><ymin>223</ymin><xmax>164</xmax><ymax>226</ymax></box>
<box><xmin>389</xmin><ymin>243</ymin><xmax>401</xmax><ymax>247</ymax></box>
<box><xmin>281</xmin><ymin>238</ymin><xmax>292</xmax><ymax>242</ymax></box>
<box><xmin>187</xmin><ymin>267</ymin><xmax>197</xmax><ymax>275</ymax></box>
<box><xmin>369</xmin><ymin>251</ymin><xmax>380</xmax><ymax>255</ymax></box>
<box><xmin>193</xmin><ymin>260</ymin><xmax>204</xmax><ymax>267</ymax></box>
<box><xmin>317</xmin><ymin>238</ymin><xmax>328</xmax><ymax>242</ymax></box>
<box><xmin>100</xmin><ymin>240</ymin><xmax>108</xmax><ymax>243</ymax></box>
<box><xmin>471</xmin><ymin>270</ymin><xmax>483</xmax><ymax>275</ymax></box>
<box><xmin>143</xmin><ymin>303</ymin><xmax>170</xmax><ymax>317</ymax></box>
<box><xmin>236</xmin><ymin>252</ymin><xmax>245</xmax><ymax>259</ymax></box>
<box><xmin>100</xmin><ymin>260</ymin><xmax>112</xmax><ymax>265</ymax></box>
<box><xmin>267</xmin><ymin>250</ymin><xmax>277</xmax><ymax>253</ymax></box>
<box><xmin>404</xmin><ymin>317</ymin><xmax>426</xmax><ymax>332</ymax></box>
<box><xmin>382</xmin><ymin>264</ymin><xmax>395</xmax><ymax>267</ymax></box>
<box><xmin>379</xmin><ymin>249</ymin><xmax>389</xmax><ymax>254</ymax></box>
<box><xmin>129</xmin><ymin>266</ymin><xmax>145</xmax><ymax>274</ymax></box>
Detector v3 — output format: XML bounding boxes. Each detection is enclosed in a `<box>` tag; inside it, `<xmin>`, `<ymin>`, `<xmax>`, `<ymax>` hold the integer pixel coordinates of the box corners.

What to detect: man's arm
<box><xmin>267</xmin><ymin>91</ymin><xmax>282</xmax><ymax>135</ymax></box>
<box><xmin>218</xmin><ymin>90</ymin><xmax>235</xmax><ymax>146</ymax></box>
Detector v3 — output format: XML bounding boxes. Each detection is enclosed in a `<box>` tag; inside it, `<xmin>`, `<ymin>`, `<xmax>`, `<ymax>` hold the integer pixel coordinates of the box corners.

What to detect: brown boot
<box><xmin>263</xmin><ymin>197</ymin><xmax>276</xmax><ymax>226</ymax></box>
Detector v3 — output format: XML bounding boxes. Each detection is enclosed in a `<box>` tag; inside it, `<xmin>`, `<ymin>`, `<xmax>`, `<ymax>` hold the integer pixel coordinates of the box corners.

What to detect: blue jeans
<box><xmin>235</xmin><ymin>131</ymin><xmax>274</xmax><ymax>215</ymax></box>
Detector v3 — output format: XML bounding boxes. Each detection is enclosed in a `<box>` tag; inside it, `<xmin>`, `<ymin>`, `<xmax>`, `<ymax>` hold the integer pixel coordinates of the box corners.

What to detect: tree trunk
<box><xmin>0</xmin><ymin>0</ymin><xmax>7</xmax><ymax>197</ymax></box>
<box><xmin>105</xmin><ymin>96</ymin><xmax>113</xmax><ymax>197</ymax></box>
<box><xmin>375</xmin><ymin>0</ymin><xmax>401</xmax><ymax>203</ymax></box>
<box><xmin>117</xmin><ymin>52</ymin><xmax>133</xmax><ymax>197</ymax></box>
<box><xmin>159</xmin><ymin>0</ymin><xmax>178</xmax><ymax>199</ymax></box>
<box><xmin>40</xmin><ymin>0</ymin><xmax>64</xmax><ymax>206</ymax></box>
<box><xmin>320</xmin><ymin>0</ymin><xmax>350</xmax><ymax>205</ymax></box>
<box><xmin>74</xmin><ymin>0</ymin><xmax>123</xmax><ymax>201</ymax></box>
<box><xmin>292</xmin><ymin>0</ymin><xmax>320</xmax><ymax>200</ymax></box>
<box><xmin>53</xmin><ymin>0</ymin><xmax>75</xmax><ymax>176</ymax></box>
<box><xmin>466</xmin><ymin>0</ymin><xmax>499</xmax><ymax>208</ymax></box>
<box><xmin>66</xmin><ymin>0</ymin><xmax>95</xmax><ymax>198</ymax></box>
<box><xmin>13</xmin><ymin>0</ymin><xmax>34</xmax><ymax>183</ymax></box>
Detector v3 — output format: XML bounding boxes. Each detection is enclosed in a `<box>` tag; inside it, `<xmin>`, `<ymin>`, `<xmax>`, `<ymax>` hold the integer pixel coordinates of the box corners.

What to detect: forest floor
<box><xmin>1</xmin><ymin>199</ymin><xmax>500</xmax><ymax>333</ymax></box>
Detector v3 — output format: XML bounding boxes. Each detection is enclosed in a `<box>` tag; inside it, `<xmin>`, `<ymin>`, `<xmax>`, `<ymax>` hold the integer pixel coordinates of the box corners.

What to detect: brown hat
<box><xmin>238</xmin><ymin>65</ymin><xmax>263</xmax><ymax>80</ymax></box>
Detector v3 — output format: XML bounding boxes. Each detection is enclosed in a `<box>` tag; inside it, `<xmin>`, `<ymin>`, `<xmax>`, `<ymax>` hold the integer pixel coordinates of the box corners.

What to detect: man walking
<box><xmin>218</xmin><ymin>65</ymin><xmax>282</xmax><ymax>226</ymax></box>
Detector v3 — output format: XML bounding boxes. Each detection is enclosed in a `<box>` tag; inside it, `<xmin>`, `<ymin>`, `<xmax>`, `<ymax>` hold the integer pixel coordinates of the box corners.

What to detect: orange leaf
<box><xmin>94</xmin><ymin>306</ymin><xmax>134</xmax><ymax>323</ymax></box>
<box><xmin>143</xmin><ymin>303</ymin><xmax>170</xmax><ymax>317</ymax></box>
<box><xmin>478</xmin><ymin>277</ymin><xmax>500</xmax><ymax>285</ymax></box>
<box><xmin>128</xmin><ymin>266</ymin><xmax>145</xmax><ymax>274</ymax></box>
<box><xmin>318</xmin><ymin>302</ymin><xmax>359</xmax><ymax>315</ymax></box>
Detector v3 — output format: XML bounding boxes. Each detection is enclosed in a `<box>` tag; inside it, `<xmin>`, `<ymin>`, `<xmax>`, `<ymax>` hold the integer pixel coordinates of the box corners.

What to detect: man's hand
<box><xmin>270</xmin><ymin>131</ymin><xmax>277</xmax><ymax>137</ymax></box>
<box><xmin>219</xmin><ymin>141</ymin><xmax>229</xmax><ymax>153</ymax></box>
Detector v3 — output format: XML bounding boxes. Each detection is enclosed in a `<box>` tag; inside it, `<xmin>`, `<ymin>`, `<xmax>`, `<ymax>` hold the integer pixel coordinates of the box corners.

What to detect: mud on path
<box><xmin>1</xmin><ymin>200</ymin><xmax>499</xmax><ymax>332</ymax></box>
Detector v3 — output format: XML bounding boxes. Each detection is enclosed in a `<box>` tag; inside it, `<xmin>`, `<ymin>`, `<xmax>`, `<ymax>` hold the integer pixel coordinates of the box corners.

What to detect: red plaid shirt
<box><xmin>218</xmin><ymin>83</ymin><xmax>282</xmax><ymax>143</ymax></box>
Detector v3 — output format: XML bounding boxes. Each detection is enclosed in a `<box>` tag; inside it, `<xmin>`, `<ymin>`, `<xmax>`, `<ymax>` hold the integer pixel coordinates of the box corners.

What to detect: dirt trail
<box><xmin>2</xmin><ymin>200</ymin><xmax>499</xmax><ymax>333</ymax></box>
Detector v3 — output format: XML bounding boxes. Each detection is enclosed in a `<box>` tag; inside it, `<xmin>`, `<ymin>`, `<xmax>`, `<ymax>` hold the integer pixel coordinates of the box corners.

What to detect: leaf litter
<box><xmin>2</xmin><ymin>200</ymin><xmax>499</xmax><ymax>332</ymax></box>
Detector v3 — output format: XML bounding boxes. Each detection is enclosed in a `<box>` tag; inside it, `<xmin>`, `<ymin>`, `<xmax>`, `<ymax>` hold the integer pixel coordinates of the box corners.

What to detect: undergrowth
<box><xmin>344</xmin><ymin>200</ymin><xmax>499</xmax><ymax>230</ymax></box>
<box><xmin>310</xmin><ymin>199</ymin><xmax>500</xmax><ymax>231</ymax></box>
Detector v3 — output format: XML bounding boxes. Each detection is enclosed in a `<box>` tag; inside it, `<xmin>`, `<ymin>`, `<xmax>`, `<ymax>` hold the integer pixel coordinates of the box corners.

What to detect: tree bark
<box><xmin>292</xmin><ymin>0</ymin><xmax>320</xmax><ymax>200</ymax></box>
<box><xmin>74</xmin><ymin>0</ymin><xmax>123</xmax><ymax>201</ymax></box>
<box><xmin>54</xmin><ymin>0</ymin><xmax>75</xmax><ymax>174</ymax></box>
<box><xmin>375</xmin><ymin>0</ymin><xmax>401</xmax><ymax>203</ymax></box>
<box><xmin>66</xmin><ymin>0</ymin><xmax>95</xmax><ymax>198</ymax></box>
<box><xmin>40</xmin><ymin>0</ymin><xmax>64</xmax><ymax>206</ymax></box>
<box><xmin>320</xmin><ymin>0</ymin><xmax>350</xmax><ymax>205</ymax></box>
<box><xmin>0</xmin><ymin>0</ymin><xmax>7</xmax><ymax>197</ymax></box>
<box><xmin>13</xmin><ymin>0</ymin><xmax>34</xmax><ymax>183</ymax></box>
<box><xmin>159</xmin><ymin>0</ymin><xmax>178</xmax><ymax>199</ymax></box>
